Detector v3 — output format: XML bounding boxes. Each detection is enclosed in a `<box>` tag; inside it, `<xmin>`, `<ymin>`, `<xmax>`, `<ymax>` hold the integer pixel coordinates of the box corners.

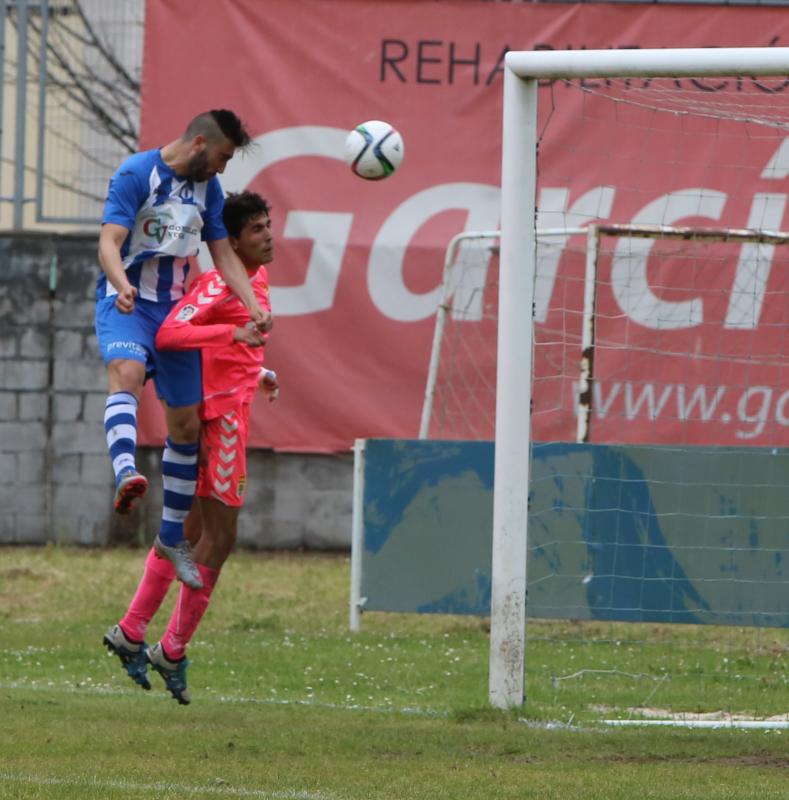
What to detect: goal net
<box><xmin>421</xmin><ymin>227</ymin><xmax>587</xmax><ymax>441</ymax></box>
<box><xmin>422</xmin><ymin>223</ymin><xmax>789</xmax><ymax>446</ymax></box>
<box><xmin>442</xmin><ymin>49</ymin><xmax>789</xmax><ymax>710</ymax></box>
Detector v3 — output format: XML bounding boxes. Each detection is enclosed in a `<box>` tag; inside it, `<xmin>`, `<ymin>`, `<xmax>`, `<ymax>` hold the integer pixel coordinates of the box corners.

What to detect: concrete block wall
<box><xmin>0</xmin><ymin>233</ymin><xmax>353</xmax><ymax>549</ymax></box>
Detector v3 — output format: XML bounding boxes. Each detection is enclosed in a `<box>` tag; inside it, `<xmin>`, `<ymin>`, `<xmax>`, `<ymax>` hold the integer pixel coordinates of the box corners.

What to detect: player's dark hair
<box><xmin>184</xmin><ymin>109</ymin><xmax>251</xmax><ymax>148</ymax></box>
<box><xmin>223</xmin><ymin>191</ymin><xmax>272</xmax><ymax>239</ymax></box>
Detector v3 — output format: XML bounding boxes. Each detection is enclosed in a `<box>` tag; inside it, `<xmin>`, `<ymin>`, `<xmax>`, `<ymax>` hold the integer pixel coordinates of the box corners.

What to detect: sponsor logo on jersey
<box><xmin>140</xmin><ymin>208</ymin><xmax>174</xmax><ymax>244</ymax></box>
<box><xmin>175</xmin><ymin>304</ymin><xmax>198</xmax><ymax>321</ymax></box>
<box><xmin>237</xmin><ymin>475</ymin><xmax>246</xmax><ymax>496</ymax></box>
<box><xmin>140</xmin><ymin>207</ymin><xmax>199</xmax><ymax>245</ymax></box>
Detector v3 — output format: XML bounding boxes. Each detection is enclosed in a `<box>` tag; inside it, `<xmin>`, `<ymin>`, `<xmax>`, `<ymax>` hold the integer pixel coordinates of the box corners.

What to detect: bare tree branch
<box><xmin>1</xmin><ymin>155</ymin><xmax>106</xmax><ymax>203</ymax></box>
<box><xmin>26</xmin><ymin>12</ymin><xmax>139</xmax><ymax>152</ymax></box>
<box><xmin>14</xmin><ymin>3</ymin><xmax>141</xmax><ymax>148</ymax></box>
<box><xmin>4</xmin><ymin>1</ymin><xmax>144</xmax><ymax>219</ymax></box>
<box><xmin>72</xmin><ymin>0</ymin><xmax>140</xmax><ymax>93</ymax></box>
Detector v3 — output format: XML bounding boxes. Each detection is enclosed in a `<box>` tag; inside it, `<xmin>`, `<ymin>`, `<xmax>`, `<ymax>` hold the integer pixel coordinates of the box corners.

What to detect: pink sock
<box><xmin>119</xmin><ymin>548</ymin><xmax>176</xmax><ymax>642</ymax></box>
<box><xmin>161</xmin><ymin>563</ymin><xmax>220</xmax><ymax>660</ymax></box>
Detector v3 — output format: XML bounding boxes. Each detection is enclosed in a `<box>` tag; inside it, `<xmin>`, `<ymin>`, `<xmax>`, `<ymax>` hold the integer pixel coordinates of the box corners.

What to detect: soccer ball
<box><xmin>344</xmin><ymin>120</ymin><xmax>404</xmax><ymax>181</ymax></box>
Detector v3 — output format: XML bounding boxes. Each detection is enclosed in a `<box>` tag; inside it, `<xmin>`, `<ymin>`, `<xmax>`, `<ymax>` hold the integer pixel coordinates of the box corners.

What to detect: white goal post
<box><xmin>492</xmin><ymin>47</ymin><xmax>789</xmax><ymax>709</ymax></box>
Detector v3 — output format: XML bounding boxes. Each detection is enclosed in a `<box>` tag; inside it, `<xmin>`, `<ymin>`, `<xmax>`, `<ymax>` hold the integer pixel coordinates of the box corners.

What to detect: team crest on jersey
<box><xmin>176</xmin><ymin>181</ymin><xmax>194</xmax><ymax>202</ymax></box>
<box><xmin>175</xmin><ymin>304</ymin><xmax>198</xmax><ymax>321</ymax></box>
<box><xmin>237</xmin><ymin>475</ymin><xmax>246</xmax><ymax>496</ymax></box>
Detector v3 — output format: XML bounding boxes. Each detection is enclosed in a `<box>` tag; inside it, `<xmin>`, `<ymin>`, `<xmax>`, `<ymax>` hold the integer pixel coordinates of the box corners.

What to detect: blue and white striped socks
<box><xmin>104</xmin><ymin>392</ymin><xmax>139</xmax><ymax>483</ymax></box>
<box><xmin>105</xmin><ymin>396</ymin><xmax>198</xmax><ymax>540</ymax></box>
<box><xmin>159</xmin><ymin>437</ymin><xmax>199</xmax><ymax>546</ymax></box>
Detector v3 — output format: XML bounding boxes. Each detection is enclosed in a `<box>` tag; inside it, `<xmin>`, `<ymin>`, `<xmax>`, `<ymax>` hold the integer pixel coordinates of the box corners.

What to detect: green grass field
<box><xmin>1</xmin><ymin>545</ymin><xmax>789</xmax><ymax>799</ymax></box>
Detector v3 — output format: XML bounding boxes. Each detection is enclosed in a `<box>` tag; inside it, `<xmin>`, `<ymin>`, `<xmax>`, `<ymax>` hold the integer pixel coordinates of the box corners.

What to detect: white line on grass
<box><xmin>9</xmin><ymin>679</ymin><xmax>780</xmax><ymax>731</ymax></box>
<box><xmin>0</xmin><ymin>678</ymin><xmax>446</xmax><ymax>717</ymax></box>
<box><xmin>217</xmin><ymin>691</ymin><xmax>446</xmax><ymax>717</ymax></box>
<box><xmin>603</xmin><ymin>719</ymin><xmax>789</xmax><ymax>729</ymax></box>
<box><xmin>0</xmin><ymin>771</ymin><xmax>337</xmax><ymax>800</ymax></box>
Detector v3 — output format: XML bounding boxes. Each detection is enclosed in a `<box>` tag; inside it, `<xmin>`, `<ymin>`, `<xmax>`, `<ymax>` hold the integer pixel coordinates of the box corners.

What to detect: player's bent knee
<box><xmin>107</xmin><ymin>359</ymin><xmax>145</xmax><ymax>395</ymax></box>
<box><xmin>175</xmin><ymin>418</ymin><xmax>201</xmax><ymax>443</ymax></box>
<box><xmin>165</xmin><ymin>404</ymin><xmax>201</xmax><ymax>443</ymax></box>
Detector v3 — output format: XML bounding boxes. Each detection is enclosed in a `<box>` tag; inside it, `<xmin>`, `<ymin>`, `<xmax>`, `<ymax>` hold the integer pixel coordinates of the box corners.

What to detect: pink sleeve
<box><xmin>156</xmin><ymin>318</ymin><xmax>236</xmax><ymax>351</ymax></box>
<box><xmin>155</xmin><ymin>277</ymin><xmax>237</xmax><ymax>351</ymax></box>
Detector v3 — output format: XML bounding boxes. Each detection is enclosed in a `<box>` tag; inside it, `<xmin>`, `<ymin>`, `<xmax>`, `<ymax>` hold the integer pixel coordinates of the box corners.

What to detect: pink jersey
<box><xmin>156</xmin><ymin>268</ymin><xmax>271</xmax><ymax>419</ymax></box>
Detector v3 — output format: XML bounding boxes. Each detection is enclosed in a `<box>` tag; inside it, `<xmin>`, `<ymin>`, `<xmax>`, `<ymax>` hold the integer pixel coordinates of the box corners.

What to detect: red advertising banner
<box><xmin>138</xmin><ymin>0</ymin><xmax>789</xmax><ymax>452</ymax></box>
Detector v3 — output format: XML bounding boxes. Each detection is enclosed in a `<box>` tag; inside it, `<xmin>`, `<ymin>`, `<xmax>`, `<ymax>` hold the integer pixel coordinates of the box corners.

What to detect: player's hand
<box><xmin>233</xmin><ymin>325</ymin><xmax>266</xmax><ymax>347</ymax></box>
<box><xmin>259</xmin><ymin>368</ymin><xmax>279</xmax><ymax>402</ymax></box>
<box><xmin>251</xmin><ymin>307</ymin><xmax>274</xmax><ymax>333</ymax></box>
<box><xmin>115</xmin><ymin>284</ymin><xmax>138</xmax><ymax>314</ymax></box>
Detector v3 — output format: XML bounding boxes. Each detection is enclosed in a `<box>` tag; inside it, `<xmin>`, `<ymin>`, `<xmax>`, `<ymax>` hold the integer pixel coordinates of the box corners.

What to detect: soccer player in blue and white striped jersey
<box><xmin>95</xmin><ymin>109</ymin><xmax>272</xmax><ymax>591</ymax></box>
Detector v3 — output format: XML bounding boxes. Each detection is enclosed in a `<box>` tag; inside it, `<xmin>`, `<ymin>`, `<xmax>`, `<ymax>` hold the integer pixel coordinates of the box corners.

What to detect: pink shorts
<box><xmin>196</xmin><ymin>405</ymin><xmax>250</xmax><ymax>507</ymax></box>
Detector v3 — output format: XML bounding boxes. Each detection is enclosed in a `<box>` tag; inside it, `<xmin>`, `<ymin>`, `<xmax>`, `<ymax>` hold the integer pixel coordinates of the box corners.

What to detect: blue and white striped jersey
<box><xmin>97</xmin><ymin>149</ymin><xmax>227</xmax><ymax>303</ymax></box>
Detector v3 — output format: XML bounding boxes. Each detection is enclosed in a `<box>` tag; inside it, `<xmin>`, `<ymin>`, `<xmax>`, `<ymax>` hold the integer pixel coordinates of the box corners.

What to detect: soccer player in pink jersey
<box><xmin>103</xmin><ymin>191</ymin><xmax>278</xmax><ymax>704</ymax></box>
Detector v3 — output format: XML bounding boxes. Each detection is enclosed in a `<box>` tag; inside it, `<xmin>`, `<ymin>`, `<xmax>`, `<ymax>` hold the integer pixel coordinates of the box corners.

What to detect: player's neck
<box><xmin>243</xmin><ymin>263</ymin><xmax>260</xmax><ymax>277</ymax></box>
<box><xmin>159</xmin><ymin>139</ymin><xmax>189</xmax><ymax>174</ymax></box>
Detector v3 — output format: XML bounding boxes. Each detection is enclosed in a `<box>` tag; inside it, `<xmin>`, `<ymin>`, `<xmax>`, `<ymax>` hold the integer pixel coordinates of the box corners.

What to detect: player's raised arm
<box><xmin>207</xmin><ymin>237</ymin><xmax>273</xmax><ymax>332</ymax></box>
<box><xmin>98</xmin><ymin>225</ymin><xmax>137</xmax><ymax>312</ymax></box>
<box><xmin>156</xmin><ymin>276</ymin><xmax>266</xmax><ymax>352</ymax></box>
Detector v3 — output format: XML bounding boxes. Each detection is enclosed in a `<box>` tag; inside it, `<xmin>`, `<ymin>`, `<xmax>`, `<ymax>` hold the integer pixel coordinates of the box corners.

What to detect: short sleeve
<box><xmin>102</xmin><ymin>157</ymin><xmax>148</xmax><ymax>230</ymax></box>
<box><xmin>201</xmin><ymin>177</ymin><xmax>229</xmax><ymax>242</ymax></box>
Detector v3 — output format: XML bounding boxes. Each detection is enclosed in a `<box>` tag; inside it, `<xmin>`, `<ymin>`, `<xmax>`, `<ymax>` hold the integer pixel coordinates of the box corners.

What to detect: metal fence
<box><xmin>0</xmin><ymin>0</ymin><xmax>143</xmax><ymax>230</ymax></box>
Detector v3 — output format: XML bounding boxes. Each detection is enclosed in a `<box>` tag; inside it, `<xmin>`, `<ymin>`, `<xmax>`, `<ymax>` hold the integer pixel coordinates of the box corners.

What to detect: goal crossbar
<box><xmin>592</xmin><ymin>223</ymin><xmax>789</xmax><ymax>246</ymax></box>
<box><xmin>506</xmin><ymin>47</ymin><xmax>789</xmax><ymax>80</ymax></box>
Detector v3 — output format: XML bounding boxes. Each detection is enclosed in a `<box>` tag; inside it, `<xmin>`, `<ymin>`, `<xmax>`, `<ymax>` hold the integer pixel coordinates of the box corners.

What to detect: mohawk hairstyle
<box><xmin>184</xmin><ymin>109</ymin><xmax>252</xmax><ymax>149</ymax></box>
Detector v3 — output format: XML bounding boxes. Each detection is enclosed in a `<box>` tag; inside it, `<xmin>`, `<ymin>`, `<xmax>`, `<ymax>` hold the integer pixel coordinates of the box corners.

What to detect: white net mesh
<box><xmin>423</xmin><ymin>76</ymin><xmax>789</xmax><ymax>449</ymax></box>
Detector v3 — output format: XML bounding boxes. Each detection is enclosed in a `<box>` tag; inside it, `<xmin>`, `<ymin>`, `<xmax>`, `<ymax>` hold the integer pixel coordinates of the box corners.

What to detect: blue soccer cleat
<box><xmin>103</xmin><ymin>624</ymin><xmax>151</xmax><ymax>690</ymax></box>
<box><xmin>146</xmin><ymin>642</ymin><xmax>191</xmax><ymax>705</ymax></box>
